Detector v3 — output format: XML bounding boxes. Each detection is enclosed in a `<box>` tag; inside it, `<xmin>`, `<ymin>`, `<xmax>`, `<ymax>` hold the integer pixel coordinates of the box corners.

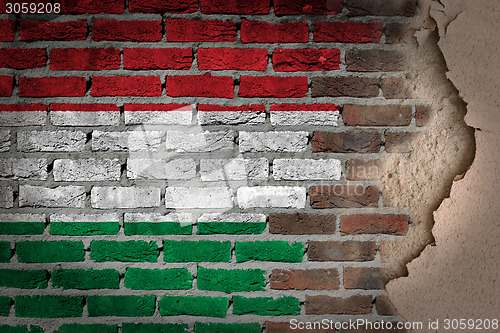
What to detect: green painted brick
<box><xmin>197</xmin><ymin>267</ymin><xmax>265</xmax><ymax>293</ymax></box>
<box><xmin>0</xmin><ymin>296</ymin><xmax>10</xmax><ymax>316</ymax></box>
<box><xmin>87</xmin><ymin>295</ymin><xmax>155</xmax><ymax>317</ymax></box>
<box><xmin>0</xmin><ymin>242</ymin><xmax>10</xmax><ymax>262</ymax></box>
<box><xmin>16</xmin><ymin>241</ymin><xmax>84</xmax><ymax>263</ymax></box>
<box><xmin>122</xmin><ymin>323</ymin><xmax>188</xmax><ymax>333</ymax></box>
<box><xmin>0</xmin><ymin>325</ymin><xmax>43</xmax><ymax>333</ymax></box>
<box><xmin>55</xmin><ymin>324</ymin><xmax>117</xmax><ymax>333</ymax></box>
<box><xmin>159</xmin><ymin>296</ymin><xmax>228</xmax><ymax>318</ymax></box>
<box><xmin>124</xmin><ymin>222</ymin><xmax>192</xmax><ymax>235</ymax></box>
<box><xmin>233</xmin><ymin>296</ymin><xmax>300</xmax><ymax>316</ymax></box>
<box><xmin>15</xmin><ymin>295</ymin><xmax>84</xmax><ymax>318</ymax></box>
<box><xmin>0</xmin><ymin>269</ymin><xmax>49</xmax><ymax>289</ymax></box>
<box><xmin>50</xmin><ymin>222</ymin><xmax>119</xmax><ymax>235</ymax></box>
<box><xmin>163</xmin><ymin>240</ymin><xmax>231</xmax><ymax>262</ymax></box>
<box><xmin>52</xmin><ymin>269</ymin><xmax>119</xmax><ymax>290</ymax></box>
<box><xmin>235</xmin><ymin>241</ymin><xmax>303</xmax><ymax>263</ymax></box>
<box><xmin>124</xmin><ymin>268</ymin><xmax>192</xmax><ymax>290</ymax></box>
<box><xmin>194</xmin><ymin>323</ymin><xmax>261</xmax><ymax>333</ymax></box>
<box><xmin>197</xmin><ymin>222</ymin><xmax>265</xmax><ymax>235</ymax></box>
<box><xmin>0</xmin><ymin>223</ymin><xmax>44</xmax><ymax>235</ymax></box>
<box><xmin>90</xmin><ymin>241</ymin><xmax>158</xmax><ymax>262</ymax></box>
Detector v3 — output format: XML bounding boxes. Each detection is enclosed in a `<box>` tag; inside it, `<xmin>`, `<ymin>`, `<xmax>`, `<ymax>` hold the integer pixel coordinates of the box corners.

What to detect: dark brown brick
<box><xmin>312</xmin><ymin>131</ymin><xmax>381</xmax><ymax>153</ymax></box>
<box><xmin>269</xmin><ymin>213</ymin><xmax>335</xmax><ymax>234</ymax></box>
<box><xmin>385</xmin><ymin>23</ymin><xmax>417</xmax><ymax>44</ymax></box>
<box><xmin>376</xmin><ymin>295</ymin><xmax>399</xmax><ymax>316</ymax></box>
<box><xmin>416</xmin><ymin>105</ymin><xmax>431</xmax><ymax>127</ymax></box>
<box><xmin>270</xmin><ymin>269</ymin><xmax>339</xmax><ymax>290</ymax></box>
<box><xmin>310</xmin><ymin>185</ymin><xmax>379</xmax><ymax>208</ymax></box>
<box><xmin>385</xmin><ymin>132</ymin><xmax>418</xmax><ymax>153</ymax></box>
<box><xmin>346</xmin><ymin>49</ymin><xmax>406</xmax><ymax>72</ymax></box>
<box><xmin>381</xmin><ymin>77</ymin><xmax>414</xmax><ymax>99</ymax></box>
<box><xmin>344</xmin><ymin>267</ymin><xmax>387</xmax><ymax>289</ymax></box>
<box><xmin>346</xmin><ymin>159</ymin><xmax>381</xmax><ymax>181</ymax></box>
<box><xmin>305</xmin><ymin>295</ymin><xmax>373</xmax><ymax>315</ymax></box>
<box><xmin>311</xmin><ymin>77</ymin><xmax>379</xmax><ymax>98</ymax></box>
<box><xmin>308</xmin><ymin>241</ymin><xmax>376</xmax><ymax>261</ymax></box>
<box><xmin>343</xmin><ymin>105</ymin><xmax>412</xmax><ymax>126</ymax></box>
<box><xmin>345</xmin><ymin>0</ymin><xmax>416</xmax><ymax>16</ymax></box>
<box><xmin>340</xmin><ymin>214</ymin><xmax>410</xmax><ymax>235</ymax></box>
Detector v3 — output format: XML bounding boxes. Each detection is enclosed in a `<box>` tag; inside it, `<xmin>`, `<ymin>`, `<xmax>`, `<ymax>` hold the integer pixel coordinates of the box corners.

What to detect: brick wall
<box><xmin>0</xmin><ymin>0</ymin><xmax>422</xmax><ymax>331</ymax></box>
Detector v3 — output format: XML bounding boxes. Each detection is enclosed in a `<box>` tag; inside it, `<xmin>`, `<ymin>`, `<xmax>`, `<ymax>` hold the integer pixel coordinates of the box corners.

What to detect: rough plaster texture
<box><xmin>388</xmin><ymin>0</ymin><xmax>500</xmax><ymax>330</ymax></box>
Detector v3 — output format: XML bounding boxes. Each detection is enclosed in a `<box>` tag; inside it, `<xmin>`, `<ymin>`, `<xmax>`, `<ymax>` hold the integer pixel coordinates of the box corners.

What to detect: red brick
<box><xmin>0</xmin><ymin>48</ymin><xmax>47</xmax><ymax>69</ymax></box>
<box><xmin>60</xmin><ymin>0</ymin><xmax>124</xmax><ymax>14</ymax></box>
<box><xmin>0</xmin><ymin>20</ymin><xmax>14</xmax><ymax>42</ymax></box>
<box><xmin>271</xmin><ymin>269</ymin><xmax>339</xmax><ymax>290</ymax></box>
<box><xmin>381</xmin><ymin>77</ymin><xmax>414</xmax><ymax>99</ymax></box>
<box><xmin>166</xmin><ymin>19</ymin><xmax>236</xmax><ymax>42</ymax></box>
<box><xmin>416</xmin><ymin>105</ymin><xmax>431</xmax><ymax>127</ymax></box>
<box><xmin>376</xmin><ymin>295</ymin><xmax>399</xmax><ymax>316</ymax></box>
<box><xmin>340</xmin><ymin>214</ymin><xmax>409</xmax><ymax>235</ymax></box>
<box><xmin>198</xmin><ymin>104</ymin><xmax>265</xmax><ymax>112</ymax></box>
<box><xmin>273</xmin><ymin>49</ymin><xmax>340</xmax><ymax>72</ymax></box>
<box><xmin>201</xmin><ymin>0</ymin><xmax>270</xmax><ymax>14</ymax></box>
<box><xmin>312</xmin><ymin>131</ymin><xmax>381</xmax><ymax>153</ymax></box>
<box><xmin>346</xmin><ymin>49</ymin><xmax>406</xmax><ymax>72</ymax></box>
<box><xmin>311</xmin><ymin>77</ymin><xmax>379</xmax><ymax>97</ymax></box>
<box><xmin>310</xmin><ymin>185</ymin><xmax>379</xmax><ymax>208</ymax></box>
<box><xmin>344</xmin><ymin>267</ymin><xmax>386</xmax><ymax>289</ymax></box>
<box><xmin>198</xmin><ymin>48</ymin><xmax>268</xmax><ymax>71</ymax></box>
<box><xmin>50</xmin><ymin>48</ymin><xmax>120</xmax><ymax>71</ymax></box>
<box><xmin>0</xmin><ymin>104</ymin><xmax>46</xmax><ymax>111</ymax></box>
<box><xmin>308</xmin><ymin>241</ymin><xmax>376</xmax><ymax>261</ymax></box>
<box><xmin>19</xmin><ymin>77</ymin><xmax>86</xmax><ymax>97</ymax></box>
<box><xmin>50</xmin><ymin>104</ymin><xmax>120</xmax><ymax>112</ymax></box>
<box><xmin>346</xmin><ymin>159</ymin><xmax>380</xmax><ymax>181</ymax></box>
<box><xmin>0</xmin><ymin>76</ymin><xmax>13</xmax><ymax>97</ymax></box>
<box><xmin>269</xmin><ymin>213</ymin><xmax>335</xmax><ymax>235</ymax></box>
<box><xmin>241</xmin><ymin>20</ymin><xmax>308</xmax><ymax>43</ymax></box>
<box><xmin>20</xmin><ymin>20</ymin><xmax>87</xmax><ymax>41</ymax></box>
<box><xmin>345</xmin><ymin>0</ymin><xmax>417</xmax><ymax>16</ymax></box>
<box><xmin>239</xmin><ymin>76</ymin><xmax>308</xmax><ymax>98</ymax></box>
<box><xmin>92</xmin><ymin>20</ymin><xmax>162</xmax><ymax>42</ymax></box>
<box><xmin>385</xmin><ymin>132</ymin><xmax>418</xmax><ymax>153</ymax></box>
<box><xmin>314</xmin><ymin>22</ymin><xmax>382</xmax><ymax>43</ymax></box>
<box><xmin>91</xmin><ymin>76</ymin><xmax>161</xmax><ymax>97</ymax></box>
<box><xmin>123</xmin><ymin>48</ymin><xmax>192</xmax><ymax>70</ymax></box>
<box><xmin>343</xmin><ymin>105</ymin><xmax>412</xmax><ymax>126</ymax></box>
<box><xmin>129</xmin><ymin>0</ymin><xmax>197</xmax><ymax>13</ymax></box>
<box><xmin>305</xmin><ymin>295</ymin><xmax>372</xmax><ymax>315</ymax></box>
<box><xmin>166</xmin><ymin>74</ymin><xmax>234</xmax><ymax>98</ymax></box>
<box><xmin>274</xmin><ymin>0</ymin><xmax>342</xmax><ymax>14</ymax></box>
<box><xmin>125</xmin><ymin>104</ymin><xmax>192</xmax><ymax>112</ymax></box>
<box><xmin>271</xmin><ymin>104</ymin><xmax>340</xmax><ymax>112</ymax></box>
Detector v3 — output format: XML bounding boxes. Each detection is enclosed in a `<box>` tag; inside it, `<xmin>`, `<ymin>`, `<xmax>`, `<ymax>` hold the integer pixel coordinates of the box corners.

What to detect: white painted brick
<box><xmin>53</xmin><ymin>159</ymin><xmax>121</xmax><ymax>182</ymax></box>
<box><xmin>165</xmin><ymin>187</ymin><xmax>233</xmax><ymax>209</ymax></box>
<box><xmin>198</xmin><ymin>213</ymin><xmax>266</xmax><ymax>223</ymax></box>
<box><xmin>92</xmin><ymin>131</ymin><xmax>162</xmax><ymax>152</ymax></box>
<box><xmin>0</xmin><ymin>111</ymin><xmax>46</xmax><ymax>126</ymax></box>
<box><xmin>273</xmin><ymin>159</ymin><xmax>342</xmax><ymax>180</ymax></box>
<box><xmin>50</xmin><ymin>213</ymin><xmax>119</xmax><ymax>222</ymax></box>
<box><xmin>0</xmin><ymin>158</ymin><xmax>47</xmax><ymax>180</ymax></box>
<box><xmin>0</xmin><ymin>214</ymin><xmax>45</xmax><ymax>222</ymax></box>
<box><xmin>124</xmin><ymin>213</ymin><xmax>193</xmax><ymax>223</ymax></box>
<box><xmin>125</xmin><ymin>111</ymin><xmax>192</xmax><ymax>125</ymax></box>
<box><xmin>19</xmin><ymin>185</ymin><xmax>86</xmax><ymax>208</ymax></box>
<box><xmin>91</xmin><ymin>186</ymin><xmax>160</xmax><ymax>209</ymax></box>
<box><xmin>0</xmin><ymin>187</ymin><xmax>13</xmax><ymax>208</ymax></box>
<box><xmin>271</xmin><ymin>110</ymin><xmax>339</xmax><ymax>126</ymax></box>
<box><xmin>239</xmin><ymin>131</ymin><xmax>308</xmax><ymax>153</ymax></box>
<box><xmin>17</xmin><ymin>131</ymin><xmax>86</xmax><ymax>152</ymax></box>
<box><xmin>197</xmin><ymin>111</ymin><xmax>265</xmax><ymax>125</ymax></box>
<box><xmin>166</xmin><ymin>130</ymin><xmax>235</xmax><ymax>152</ymax></box>
<box><xmin>127</xmin><ymin>159</ymin><xmax>195</xmax><ymax>180</ymax></box>
<box><xmin>237</xmin><ymin>186</ymin><xmax>306</xmax><ymax>209</ymax></box>
<box><xmin>51</xmin><ymin>111</ymin><xmax>120</xmax><ymax>126</ymax></box>
<box><xmin>0</xmin><ymin>130</ymin><xmax>10</xmax><ymax>152</ymax></box>
<box><xmin>200</xmin><ymin>158</ymin><xmax>268</xmax><ymax>181</ymax></box>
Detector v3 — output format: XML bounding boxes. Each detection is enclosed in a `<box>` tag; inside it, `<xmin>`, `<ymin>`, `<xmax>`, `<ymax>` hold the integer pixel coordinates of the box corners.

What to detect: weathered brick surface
<box><xmin>166</xmin><ymin>130</ymin><xmax>235</xmax><ymax>152</ymax></box>
<box><xmin>343</xmin><ymin>105</ymin><xmax>412</xmax><ymax>126</ymax></box>
<box><xmin>53</xmin><ymin>159</ymin><xmax>121</xmax><ymax>182</ymax></box>
<box><xmin>274</xmin><ymin>0</ymin><xmax>342</xmax><ymax>15</ymax></box>
<box><xmin>310</xmin><ymin>185</ymin><xmax>380</xmax><ymax>208</ymax></box>
<box><xmin>305</xmin><ymin>295</ymin><xmax>373</xmax><ymax>314</ymax></box>
<box><xmin>92</xmin><ymin>20</ymin><xmax>162</xmax><ymax>42</ymax></box>
<box><xmin>347</xmin><ymin>49</ymin><xmax>406</xmax><ymax>72</ymax></box>
<box><xmin>237</xmin><ymin>186</ymin><xmax>306</xmax><ymax>209</ymax></box>
<box><xmin>314</xmin><ymin>22</ymin><xmax>383</xmax><ymax>43</ymax></box>
<box><xmin>124</xmin><ymin>104</ymin><xmax>193</xmax><ymax>125</ymax></box>
<box><xmin>198</xmin><ymin>104</ymin><xmax>265</xmax><ymax>125</ymax></box>
<box><xmin>312</xmin><ymin>131</ymin><xmax>381</xmax><ymax>153</ymax></box>
<box><xmin>385</xmin><ymin>131</ymin><xmax>418</xmax><ymax>153</ymax></box>
<box><xmin>19</xmin><ymin>77</ymin><xmax>86</xmax><ymax>97</ymax></box>
<box><xmin>167</xmin><ymin>74</ymin><xmax>234</xmax><ymax>98</ymax></box>
<box><xmin>340</xmin><ymin>214</ymin><xmax>410</xmax><ymax>235</ymax></box>
<box><xmin>124</xmin><ymin>48</ymin><xmax>192</xmax><ymax>70</ymax></box>
<box><xmin>345</xmin><ymin>0</ymin><xmax>417</xmax><ymax>16</ymax></box>
<box><xmin>20</xmin><ymin>20</ymin><xmax>87</xmax><ymax>41</ymax></box>
<box><xmin>270</xmin><ymin>269</ymin><xmax>339</xmax><ymax>290</ymax></box>
<box><xmin>274</xmin><ymin>159</ymin><xmax>341</xmax><ymax>180</ymax></box>
<box><xmin>92</xmin><ymin>131</ymin><xmax>162</xmax><ymax>152</ymax></box>
<box><xmin>18</xmin><ymin>131</ymin><xmax>86</xmax><ymax>152</ymax></box>
<box><xmin>201</xmin><ymin>0</ymin><xmax>270</xmax><ymax>14</ymax></box>
<box><xmin>200</xmin><ymin>158</ymin><xmax>268</xmax><ymax>181</ymax></box>
<box><xmin>0</xmin><ymin>76</ymin><xmax>13</xmax><ymax>96</ymax></box>
<box><xmin>344</xmin><ymin>267</ymin><xmax>387</xmax><ymax>289</ymax></box>
<box><xmin>239</xmin><ymin>76</ymin><xmax>308</xmax><ymax>98</ymax></box>
<box><xmin>0</xmin><ymin>158</ymin><xmax>47</xmax><ymax>180</ymax></box>
<box><xmin>91</xmin><ymin>187</ymin><xmax>160</xmax><ymax>209</ymax></box>
<box><xmin>129</xmin><ymin>0</ymin><xmax>197</xmax><ymax>13</ymax></box>
<box><xmin>19</xmin><ymin>185</ymin><xmax>86</xmax><ymax>208</ymax></box>
<box><xmin>308</xmin><ymin>241</ymin><xmax>377</xmax><ymax>261</ymax></box>
<box><xmin>273</xmin><ymin>49</ymin><xmax>340</xmax><ymax>71</ymax></box>
<box><xmin>50</xmin><ymin>48</ymin><xmax>120</xmax><ymax>71</ymax></box>
<box><xmin>165</xmin><ymin>187</ymin><xmax>233</xmax><ymax>209</ymax></box>
<box><xmin>312</xmin><ymin>76</ymin><xmax>380</xmax><ymax>97</ymax></box>
<box><xmin>198</xmin><ymin>48</ymin><xmax>268</xmax><ymax>71</ymax></box>
<box><xmin>346</xmin><ymin>159</ymin><xmax>381</xmax><ymax>180</ymax></box>
<box><xmin>241</xmin><ymin>20</ymin><xmax>309</xmax><ymax>43</ymax></box>
<box><xmin>270</xmin><ymin>104</ymin><xmax>340</xmax><ymax>126</ymax></box>
<box><xmin>0</xmin><ymin>48</ymin><xmax>47</xmax><ymax>69</ymax></box>
<box><xmin>239</xmin><ymin>131</ymin><xmax>308</xmax><ymax>153</ymax></box>
<box><xmin>270</xmin><ymin>213</ymin><xmax>336</xmax><ymax>234</ymax></box>
<box><xmin>50</xmin><ymin>104</ymin><xmax>120</xmax><ymax>126</ymax></box>
<box><xmin>166</xmin><ymin>19</ymin><xmax>236</xmax><ymax>42</ymax></box>
<box><xmin>127</xmin><ymin>159</ymin><xmax>196</xmax><ymax>180</ymax></box>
